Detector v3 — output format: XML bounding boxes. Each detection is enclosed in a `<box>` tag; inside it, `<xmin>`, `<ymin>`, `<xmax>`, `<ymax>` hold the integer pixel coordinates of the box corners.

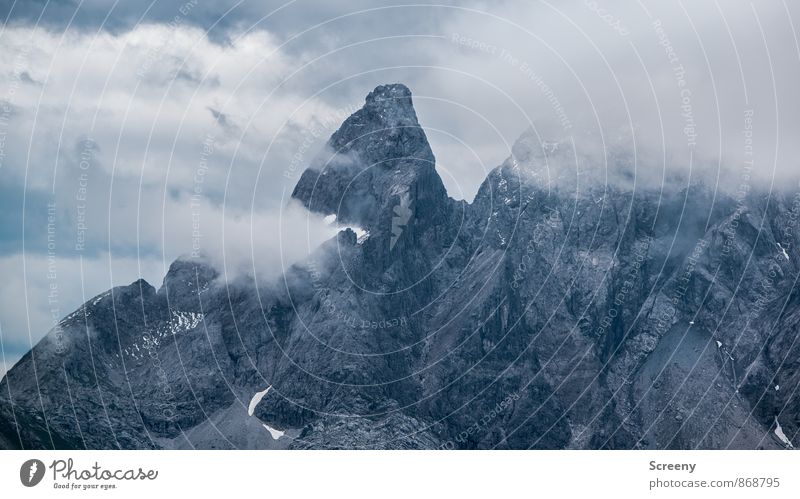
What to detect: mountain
<box><xmin>1</xmin><ymin>83</ymin><xmax>798</xmax><ymax>450</ymax></box>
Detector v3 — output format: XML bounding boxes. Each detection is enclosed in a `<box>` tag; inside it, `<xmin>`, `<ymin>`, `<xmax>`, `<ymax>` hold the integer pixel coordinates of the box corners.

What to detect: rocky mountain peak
<box><xmin>9</xmin><ymin>82</ymin><xmax>799</xmax><ymax>452</ymax></box>
<box><xmin>361</xmin><ymin>83</ymin><xmax>416</xmax><ymax>124</ymax></box>
<box><xmin>291</xmin><ymin>84</ymin><xmax>449</xmax><ymax>241</ymax></box>
<box><xmin>158</xmin><ymin>255</ymin><xmax>218</xmax><ymax>311</ymax></box>
<box><xmin>324</xmin><ymin>82</ymin><xmax>429</xmax><ymax>165</ymax></box>
<box><xmin>160</xmin><ymin>255</ymin><xmax>217</xmax><ymax>290</ymax></box>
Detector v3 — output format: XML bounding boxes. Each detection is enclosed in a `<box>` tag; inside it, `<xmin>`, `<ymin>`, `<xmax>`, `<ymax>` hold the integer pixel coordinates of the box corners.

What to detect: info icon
<box><xmin>20</xmin><ymin>459</ymin><xmax>45</xmax><ymax>487</ymax></box>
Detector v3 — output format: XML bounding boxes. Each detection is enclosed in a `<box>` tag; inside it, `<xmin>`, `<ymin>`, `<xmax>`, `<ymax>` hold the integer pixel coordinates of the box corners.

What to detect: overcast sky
<box><xmin>1</xmin><ymin>0</ymin><xmax>799</xmax><ymax>376</ymax></box>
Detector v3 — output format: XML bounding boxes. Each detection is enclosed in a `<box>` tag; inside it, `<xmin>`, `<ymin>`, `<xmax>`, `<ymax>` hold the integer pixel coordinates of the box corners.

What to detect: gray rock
<box><xmin>1</xmin><ymin>84</ymin><xmax>796</xmax><ymax>450</ymax></box>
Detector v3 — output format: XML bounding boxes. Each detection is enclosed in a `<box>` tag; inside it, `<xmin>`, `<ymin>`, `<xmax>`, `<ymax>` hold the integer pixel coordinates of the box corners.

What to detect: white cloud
<box><xmin>419</xmin><ymin>1</ymin><xmax>800</xmax><ymax>195</ymax></box>
<box><xmin>0</xmin><ymin>199</ymin><xmax>343</xmax><ymax>373</ymax></box>
<box><xmin>2</xmin><ymin>2</ymin><xmax>800</xmax><ymax>376</ymax></box>
<box><xmin>3</xmin><ymin>3</ymin><xmax>800</xmax><ymax>204</ymax></box>
<box><xmin>0</xmin><ymin>22</ymin><xmax>359</xmax><ymax>282</ymax></box>
<box><xmin>0</xmin><ymin>23</ymin><xmax>349</xmax><ymax>201</ymax></box>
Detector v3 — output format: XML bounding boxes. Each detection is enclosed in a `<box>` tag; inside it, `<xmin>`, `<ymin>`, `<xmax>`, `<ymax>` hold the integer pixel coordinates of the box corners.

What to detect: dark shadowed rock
<box><xmin>1</xmin><ymin>84</ymin><xmax>797</xmax><ymax>450</ymax></box>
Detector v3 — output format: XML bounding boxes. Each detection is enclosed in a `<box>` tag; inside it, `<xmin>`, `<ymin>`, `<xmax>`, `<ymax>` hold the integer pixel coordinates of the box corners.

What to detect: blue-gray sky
<box><xmin>1</xmin><ymin>0</ymin><xmax>800</xmax><ymax>377</ymax></box>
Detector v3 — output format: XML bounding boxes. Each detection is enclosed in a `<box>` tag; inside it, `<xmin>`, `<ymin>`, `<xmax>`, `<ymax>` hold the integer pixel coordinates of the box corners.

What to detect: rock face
<box><xmin>292</xmin><ymin>84</ymin><xmax>449</xmax><ymax>230</ymax></box>
<box><xmin>1</xmin><ymin>83</ymin><xmax>798</xmax><ymax>449</ymax></box>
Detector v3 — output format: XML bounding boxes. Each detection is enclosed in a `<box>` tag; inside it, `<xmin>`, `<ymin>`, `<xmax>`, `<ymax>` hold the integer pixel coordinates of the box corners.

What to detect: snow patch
<box><xmin>245</xmin><ymin>386</ymin><xmax>287</xmax><ymax>441</ymax></box>
<box><xmin>168</xmin><ymin>310</ymin><xmax>203</xmax><ymax>335</ymax></box>
<box><xmin>353</xmin><ymin>227</ymin><xmax>370</xmax><ymax>243</ymax></box>
<box><xmin>248</xmin><ymin>386</ymin><xmax>271</xmax><ymax>416</ymax></box>
<box><xmin>262</xmin><ymin>423</ymin><xmax>285</xmax><ymax>440</ymax></box>
<box><xmin>91</xmin><ymin>292</ymin><xmax>109</xmax><ymax>306</ymax></box>
<box><xmin>324</xmin><ymin>214</ymin><xmax>337</xmax><ymax>225</ymax></box>
<box><xmin>774</xmin><ymin>417</ymin><xmax>794</xmax><ymax>449</ymax></box>
<box><xmin>777</xmin><ymin>243</ymin><xmax>790</xmax><ymax>261</ymax></box>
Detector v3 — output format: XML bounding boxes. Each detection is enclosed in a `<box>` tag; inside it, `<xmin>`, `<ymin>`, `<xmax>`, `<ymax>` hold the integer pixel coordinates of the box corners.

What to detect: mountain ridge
<box><xmin>1</xmin><ymin>84</ymin><xmax>798</xmax><ymax>450</ymax></box>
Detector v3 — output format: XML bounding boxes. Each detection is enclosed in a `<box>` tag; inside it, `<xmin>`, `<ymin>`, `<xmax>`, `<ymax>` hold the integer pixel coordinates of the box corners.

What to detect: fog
<box><xmin>1</xmin><ymin>0</ymin><xmax>799</xmax><ymax>368</ymax></box>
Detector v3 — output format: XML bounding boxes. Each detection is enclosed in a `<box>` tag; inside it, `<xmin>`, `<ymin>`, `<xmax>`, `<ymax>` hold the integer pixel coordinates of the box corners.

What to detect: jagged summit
<box><xmin>4</xmin><ymin>84</ymin><xmax>799</xmax><ymax>451</ymax></box>
<box><xmin>361</xmin><ymin>83</ymin><xmax>417</xmax><ymax>123</ymax></box>
<box><xmin>159</xmin><ymin>255</ymin><xmax>218</xmax><ymax>311</ymax></box>
<box><xmin>160</xmin><ymin>254</ymin><xmax>217</xmax><ymax>291</ymax></box>
<box><xmin>366</xmin><ymin>82</ymin><xmax>412</xmax><ymax>102</ymax></box>
<box><xmin>291</xmin><ymin>84</ymin><xmax>450</xmax><ymax>241</ymax></box>
<box><xmin>323</xmin><ymin>82</ymin><xmax>427</xmax><ymax>168</ymax></box>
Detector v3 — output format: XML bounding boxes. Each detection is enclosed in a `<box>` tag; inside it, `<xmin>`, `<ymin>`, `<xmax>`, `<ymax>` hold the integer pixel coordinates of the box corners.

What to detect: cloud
<box><xmin>0</xmin><ymin>0</ymin><xmax>450</xmax><ymax>45</ymax></box>
<box><xmin>4</xmin><ymin>2</ymin><xmax>799</xmax><ymax>193</ymax></box>
<box><xmin>207</xmin><ymin>106</ymin><xmax>238</xmax><ymax>135</ymax></box>
<box><xmin>2</xmin><ymin>1</ymin><xmax>800</xmax><ymax>373</ymax></box>
<box><xmin>0</xmin><ymin>22</ymin><xmax>366</xmax><ymax>366</ymax></box>
<box><xmin>145</xmin><ymin>194</ymin><xmax>346</xmax><ymax>281</ymax></box>
<box><xmin>2</xmin><ymin>1</ymin><xmax>798</xmax><ymax>246</ymax></box>
<box><xmin>0</xmin><ymin>197</ymin><xmax>343</xmax><ymax>371</ymax></box>
<box><xmin>0</xmin><ymin>22</ymin><xmax>366</xmax><ymax>252</ymax></box>
<box><xmin>414</xmin><ymin>1</ymin><xmax>800</xmax><ymax>196</ymax></box>
<box><xmin>0</xmin><ymin>24</ymin><xmax>316</xmax><ymax>194</ymax></box>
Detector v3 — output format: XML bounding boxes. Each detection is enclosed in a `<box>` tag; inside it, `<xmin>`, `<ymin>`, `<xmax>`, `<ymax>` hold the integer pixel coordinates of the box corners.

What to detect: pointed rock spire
<box><xmin>291</xmin><ymin>83</ymin><xmax>449</xmax><ymax>241</ymax></box>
